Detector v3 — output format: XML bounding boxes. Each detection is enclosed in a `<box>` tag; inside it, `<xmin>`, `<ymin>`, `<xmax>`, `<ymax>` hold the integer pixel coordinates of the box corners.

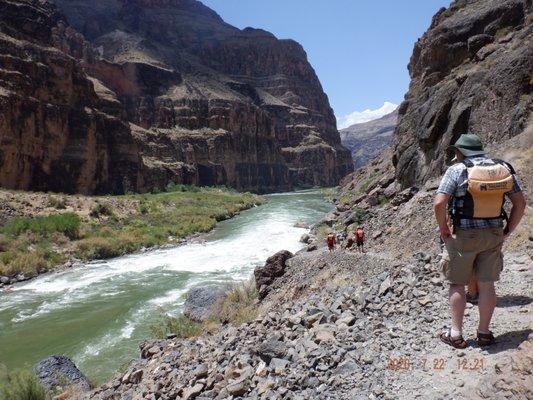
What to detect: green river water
<box><xmin>0</xmin><ymin>190</ymin><xmax>330</xmax><ymax>384</ymax></box>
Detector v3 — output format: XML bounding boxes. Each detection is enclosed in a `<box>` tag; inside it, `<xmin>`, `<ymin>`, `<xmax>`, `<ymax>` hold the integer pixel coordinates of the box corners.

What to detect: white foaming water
<box><xmin>9</xmin><ymin>202</ymin><xmax>308</xmax><ymax>300</ymax></box>
<box><xmin>148</xmin><ymin>286</ymin><xmax>191</xmax><ymax>307</ymax></box>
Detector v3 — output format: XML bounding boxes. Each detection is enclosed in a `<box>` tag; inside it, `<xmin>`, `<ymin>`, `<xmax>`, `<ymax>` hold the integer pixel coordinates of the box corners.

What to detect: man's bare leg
<box><xmin>449</xmin><ymin>284</ymin><xmax>466</xmax><ymax>335</ymax></box>
<box><xmin>477</xmin><ymin>281</ymin><xmax>496</xmax><ymax>333</ymax></box>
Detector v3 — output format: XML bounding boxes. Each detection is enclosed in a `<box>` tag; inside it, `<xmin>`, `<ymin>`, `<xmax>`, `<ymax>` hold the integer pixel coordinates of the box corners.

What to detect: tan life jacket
<box><xmin>451</xmin><ymin>159</ymin><xmax>514</xmax><ymax>221</ymax></box>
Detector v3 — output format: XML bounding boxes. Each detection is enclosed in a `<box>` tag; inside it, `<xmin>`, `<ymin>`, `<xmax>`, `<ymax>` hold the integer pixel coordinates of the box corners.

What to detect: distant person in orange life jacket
<box><xmin>434</xmin><ymin>133</ymin><xmax>526</xmax><ymax>349</ymax></box>
<box><xmin>326</xmin><ymin>232</ymin><xmax>336</xmax><ymax>251</ymax></box>
<box><xmin>355</xmin><ymin>226</ymin><xmax>365</xmax><ymax>253</ymax></box>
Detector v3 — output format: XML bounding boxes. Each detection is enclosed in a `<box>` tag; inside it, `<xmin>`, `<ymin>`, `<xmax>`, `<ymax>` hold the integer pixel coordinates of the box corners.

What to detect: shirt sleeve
<box><xmin>436</xmin><ymin>167</ymin><xmax>458</xmax><ymax>196</ymax></box>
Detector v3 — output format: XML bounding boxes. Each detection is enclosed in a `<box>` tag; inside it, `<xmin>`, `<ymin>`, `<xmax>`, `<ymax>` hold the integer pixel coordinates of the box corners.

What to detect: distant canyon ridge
<box><xmin>340</xmin><ymin>109</ymin><xmax>398</xmax><ymax>169</ymax></box>
<box><xmin>0</xmin><ymin>0</ymin><xmax>353</xmax><ymax>194</ymax></box>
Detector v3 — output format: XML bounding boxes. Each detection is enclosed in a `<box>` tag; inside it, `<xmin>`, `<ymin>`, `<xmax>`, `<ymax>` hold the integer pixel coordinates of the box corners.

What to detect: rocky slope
<box><xmin>340</xmin><ymin>109</ymin><xmax>398</xmax><ymax>168</ymax></box>
<box><xmin>79</xmin><ymin>247</ymin><xmax>532</xmax><ymax>400</ymax></box>
<box><xmin>393</xmin><ymin>0</ymin><xmax>532</xmax><ymax>188</ymax></box>
<box><xmin>0</xmin><ymin>0</ymin><xmax>352</xmax><ymax>195</ymax></box>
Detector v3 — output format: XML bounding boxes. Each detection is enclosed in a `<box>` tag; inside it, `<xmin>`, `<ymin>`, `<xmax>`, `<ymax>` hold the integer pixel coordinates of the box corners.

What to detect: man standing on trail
<box><xmin>355</xmin><ymin>226</ymin><xmax>365</xmax><ymax>253</ymax></box>
<box><xmin>434</xmin><ymin>133</ymin><xmax>525</xmax><ymax>348</ymax></box>
<box><xmin>326</xmin><ymin>232</ymin><xmax>336</xmax><ymax>252</ymax></box>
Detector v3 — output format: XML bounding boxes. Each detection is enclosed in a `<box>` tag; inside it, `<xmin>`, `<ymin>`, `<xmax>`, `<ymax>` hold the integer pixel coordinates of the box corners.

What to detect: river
<box><xmin>0</xmin><ymin>190</ymin><xmax>330</xmax><ymax>383</ymax></box>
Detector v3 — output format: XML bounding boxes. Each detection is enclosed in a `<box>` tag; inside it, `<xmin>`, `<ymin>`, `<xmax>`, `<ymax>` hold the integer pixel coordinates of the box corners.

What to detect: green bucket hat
<box><xmin>448</xmin><ymin>133</ymin><xmax>486</xmax><ymax>157</ymax></box>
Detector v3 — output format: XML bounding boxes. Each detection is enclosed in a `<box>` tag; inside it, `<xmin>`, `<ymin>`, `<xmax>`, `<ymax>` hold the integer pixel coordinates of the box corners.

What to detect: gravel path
<box><xmin>375</xmin><ymin>251</ymin><xmax>532</xmax><ymax>400</ymax></box>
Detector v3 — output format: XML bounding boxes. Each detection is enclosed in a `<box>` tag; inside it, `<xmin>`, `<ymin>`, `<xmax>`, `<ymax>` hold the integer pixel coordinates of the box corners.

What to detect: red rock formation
<box><xmin>0</xmin><ymin>0</ymin><xmax>140</xmax><ymax>194</ymax></box>
<box><xmin>54</xmin><ymin>0</ymin><xmax>353</xmax><ymax>190</ymax></box>
<box><xmin>0</xmin><ymin>0</ymin><xmax>352</xmax><ymax>194</ymax></box>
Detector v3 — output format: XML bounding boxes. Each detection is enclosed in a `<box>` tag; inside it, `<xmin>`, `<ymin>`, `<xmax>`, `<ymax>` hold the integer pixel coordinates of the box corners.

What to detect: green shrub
<box><xmin>336</xmin><ymin>194</ymin><xmax>351</xmax><ymax>206</ymax></box>
<box><xmin>165</xmin><ymin>183</ymin><xmax>185</xmax><ymax>192</ymax></box>
<box><xmin>138</xmin><ymin>200</ymin><xmax>149</xmax><ymax>215</ymax></box>
<box><xmin>47</xmin><ymin>196</ymin><xmax>67</xmax><ymax>210</ymax></box>
<box><xmin>150</xmin><ymin>314</ymin><xmax>202</xmax><ymax>339</ymax></box>
<box><xmin>494</xmin><ymin>26</ymin><xmax>512</xmax><ymax>40</ymax></box>
<box><xmin>353</xmin><ymin>207</ymin><xmax>368</xmax><ymax>224</ymax></box>
<box><xmin>378</xmin><ymin>195</ymin><xmax>390</xmax><ymax>207</ymax></box>
<box><xmin>0</xmin><ymin>367</ymin><xmax>49</xmax><ymax>400</ymax></box>
<box><xmin>218</xmin><ymin>279</ymin><xmax>258</xmax><ymax>325</ymax></box>
<box><xmin>75</xmin><ymin>235</ymin><xmax>135</xmax><ymax>260</ymax></box>
<box><xmin>316</xmin><ymin>224</ymin><xmax>331</xmax><ymax>239</ymax></box>
<box><xmin>1</xmin><ymin>213</ymin><xmax>80</xmax><ymax>240</ymax></box>
<box><xmin>166</xmin><ymin>182</ymin><xmax>202</xmax><ymax>193</ymax></box>
<box><xmin>3</xmin><ymin>251</ymin><xmax>47</xmax><ymax>277</ymax></box>
<box><xmin>90</xmin><ymin>203</ymin><xmax>114</xmax><ymax>218</ymax></box>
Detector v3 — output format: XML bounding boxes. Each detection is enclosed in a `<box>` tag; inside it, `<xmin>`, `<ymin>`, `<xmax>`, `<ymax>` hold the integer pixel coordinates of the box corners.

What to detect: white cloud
<box><xmin>337</xmin><ymin>101</ymin><xmax>398</xmax><ymax>129</ymax></box>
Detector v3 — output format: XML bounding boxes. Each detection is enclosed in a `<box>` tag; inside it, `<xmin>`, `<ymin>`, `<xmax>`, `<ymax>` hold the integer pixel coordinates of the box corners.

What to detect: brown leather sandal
<box><xmin>477</xmin><ymin>331</ymin><xmax>495</xmax><ymax>347</ymax></box>
<box><xmin>440</xmin><ymin>328</ymin><xmax>467</xmax><ymax>349</ymax></box>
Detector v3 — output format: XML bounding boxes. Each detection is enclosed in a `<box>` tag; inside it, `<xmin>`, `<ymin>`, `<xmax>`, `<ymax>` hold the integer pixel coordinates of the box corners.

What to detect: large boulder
<box><xmin>254</xmin><ymin>250</ymin><xmax>293</xmax><ymax>299</ymax></box>
<box><xmin>34</xmin><ymin>355</ymin><xmax>91</xmax><ymax>391</ymax></box>
<box><xmin>391</xmin><ymin>187</ymin><xmax>418</xmax><ymax>206</ymax></box>
<box><xmin>183</xmin><ymin>286</ymin><xmax>228</xmax><ymax>322</ymax></box>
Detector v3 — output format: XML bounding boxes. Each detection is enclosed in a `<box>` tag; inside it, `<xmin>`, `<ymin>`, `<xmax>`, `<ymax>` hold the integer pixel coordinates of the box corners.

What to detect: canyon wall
<box><xmin>393</xmin><ymin>0</ymin><xmax>532</xmax><ymax>188</ymax></box>
<box><xmin>340</xmin><ymin>109</ymin><xmax>398</xmax><ymax>169</ymax></box>
<box><xmin>0</xmin><ymin>0</ymin><xmax>352</xmax><ymax>194</ymax></box>
<box><xmin>0</xmin><ymin>0</ymin><xmax>141</xmax><ymax>194</ymax></box>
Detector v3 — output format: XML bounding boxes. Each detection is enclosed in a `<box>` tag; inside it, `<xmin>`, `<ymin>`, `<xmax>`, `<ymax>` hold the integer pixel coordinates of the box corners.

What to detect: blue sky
<box><xmin>202</xmin><ymin>0</ymin><xmax>451</xmax><ymax>128</ymax></box>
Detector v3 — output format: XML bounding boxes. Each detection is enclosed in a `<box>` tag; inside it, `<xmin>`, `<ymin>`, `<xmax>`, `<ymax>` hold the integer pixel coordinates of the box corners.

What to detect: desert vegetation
<box><xmin>151</xmin><ymin>279</ymin><xmax>259</xmax><ymax>339</ymax></box>
<box><xmin>0</xmin><ymin>187</ymin><xmax>262</xmax><ymax>279</ymax></box>
<box><xmin>0</xmin><ymin>367</ymin><xmax>49</xmax><ymax>400</ymax></box>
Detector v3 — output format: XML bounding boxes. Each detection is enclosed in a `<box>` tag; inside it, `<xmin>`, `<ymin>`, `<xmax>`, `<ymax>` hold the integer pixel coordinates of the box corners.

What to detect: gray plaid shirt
<box><xmin>436</xmin><ymin>155</ymin><xmax>522</xmax><ymax>229</ymax></box>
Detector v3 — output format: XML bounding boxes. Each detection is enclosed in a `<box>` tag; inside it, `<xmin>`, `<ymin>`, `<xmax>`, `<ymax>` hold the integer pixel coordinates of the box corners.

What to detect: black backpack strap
<box><xmin>492</xmin><ymin>159</ymin><xmax>516</xmax><ymax>174</ymax></box>
<box><xmin>462</xmin><ymin>159</ymin><xmax>474</xmax><ymax>168</ymax></box>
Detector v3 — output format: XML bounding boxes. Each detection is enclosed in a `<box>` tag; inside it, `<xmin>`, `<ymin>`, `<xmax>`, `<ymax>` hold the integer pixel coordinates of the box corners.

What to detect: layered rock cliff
<box><xmin>0</xmin><ymin>0</ymin><xmax>352</xmax><ymax>194</ymax></box>
<box><xmin>340</xmin><ymin>109</ymin><xmax>398</xmax><ymax>168</ymax></box>
<box><xmin>393</xmin><ymin>0</ymin><xmax>532</xmax><ymax>188</ymax></box>
<box><xmin>0</xmin><ymin>0</ymin><xmax>141</xmax><ymax>194</ymax></box>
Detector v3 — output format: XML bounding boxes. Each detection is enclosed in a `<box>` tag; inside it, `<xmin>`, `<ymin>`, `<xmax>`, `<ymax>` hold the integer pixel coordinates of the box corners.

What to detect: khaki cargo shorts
<box><xmin>441</xmin><ymin>227</ymin><xmax>504</xmax><ymax>285</ymax></box>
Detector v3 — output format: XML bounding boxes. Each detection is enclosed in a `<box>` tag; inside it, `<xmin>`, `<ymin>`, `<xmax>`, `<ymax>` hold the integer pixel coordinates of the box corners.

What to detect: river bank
<box><xmin>0</xmin><ymin>186</ymin><xmax>263</xmax><ymax>287</ymax></box>
<box><xmin>88</xmin><ymin>244</ymin><xmax>531</xmax><ymax>400</ymax></box>
<box><xmin>0</xmin><ymin>190</ymin><xmax>331</xmax><ymax>384</ymax></box>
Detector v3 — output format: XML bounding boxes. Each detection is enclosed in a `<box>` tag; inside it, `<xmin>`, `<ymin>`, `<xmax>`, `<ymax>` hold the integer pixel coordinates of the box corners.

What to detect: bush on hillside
<box><xmin>218</xmin><ymin>279</ymin><xmax>259</xmax><ymax>325</ymax></box>
<box><xmin>47</xmin><ymin>196</ymin><xmax>67</xmax><ymax>210</ymax></box>
<box><xmin>0</xmin><ymin>367</ymin><xmax>49</xmax><ymax>400</ymax></box>
<box><xmin>89</xmin><ymin>203</ymin><xmax>114</xmax><ymax>218</ymax></box>
<box><xmin>150</xmin><ymin>314</ymin><xmax>202</xmax><ymax>339</ymax></box>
